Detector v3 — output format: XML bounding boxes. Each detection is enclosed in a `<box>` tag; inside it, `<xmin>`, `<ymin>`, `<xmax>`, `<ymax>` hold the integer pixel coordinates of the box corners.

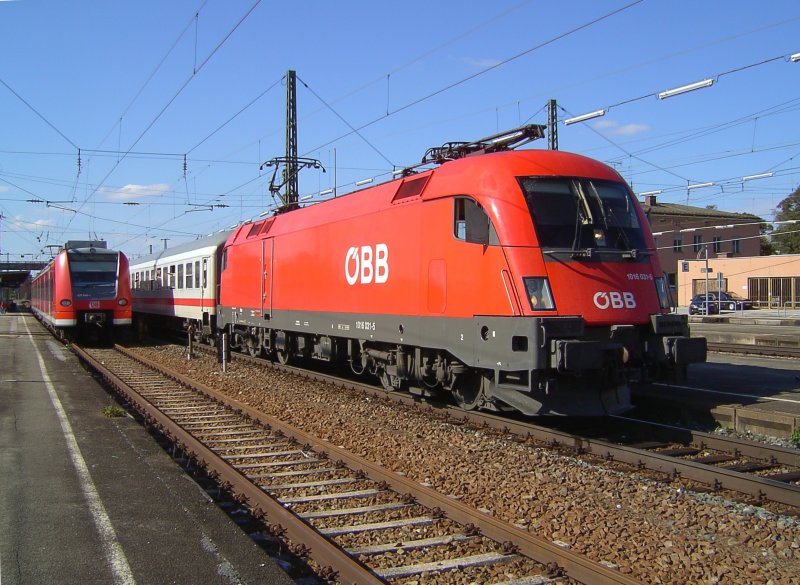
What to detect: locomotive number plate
<box><xmin>89</xmin><ymin>301</ymin><xmax>100</xmax><ymax>309</ymax></box>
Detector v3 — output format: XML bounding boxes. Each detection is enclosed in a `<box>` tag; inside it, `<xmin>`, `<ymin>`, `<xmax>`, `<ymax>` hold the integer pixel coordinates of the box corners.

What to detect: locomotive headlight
<box><xmin>118</xmin><ymin>298</ymin><xmax>128</xmax><ymax>306</ymax></box>
<box><xmin>523</xmin><ymin>277</ymin><xmax>555</xmax><ymax>310</ymax></box>
<box><xmin>654</xmin><ymin>277</ymin><xmax>672</xmax><ymax>310</ymax></box>
<box><xmin>60</xmin><ymin>299</ymin><xmax>72</xmax><ymax>307</ymax></box>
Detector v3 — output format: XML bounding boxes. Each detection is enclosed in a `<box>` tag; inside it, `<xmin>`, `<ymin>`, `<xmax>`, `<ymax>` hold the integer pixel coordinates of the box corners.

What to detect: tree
<box><xmin>771</xmin><ymin>185</ymin><xmax>800</xmax><ymax>254</ymax></box>
<box><xmin>760</xmin><ymin>222</ymin><xmax>776</xmax><ymax>255</ymax></box>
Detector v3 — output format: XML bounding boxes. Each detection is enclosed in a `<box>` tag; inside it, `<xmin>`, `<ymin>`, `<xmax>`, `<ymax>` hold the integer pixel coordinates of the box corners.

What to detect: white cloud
<box><xmin>29</xmin><ymin>218</ymin><xmax>57</xmax><ymax>226</ymax></box>
<box><xmin>592</xmin><ymin>119</ymin><xmax>649</xmax><ymax>137</ymax></box>
<box><xmin>11</xmin><ymin>216</ymin><xmax>56</xmax><ymax>230</ymax></box>
<box><xmin>459</xmin><ymin>57</ymin><xmax>502</xmax><ymax>68</ymax></box>
<box><xmin>105</xmin><ymin>183</ymin><xmax>171</xmax><ymax>200</ymax></box>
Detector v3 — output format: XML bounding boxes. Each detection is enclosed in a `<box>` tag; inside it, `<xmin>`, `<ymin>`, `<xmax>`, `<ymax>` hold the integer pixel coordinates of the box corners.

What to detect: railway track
<box><xmin>178</xmin><ymin>339</ymin><xmax>800</xmax><ymax>510</ymax></box>
<box><xmin>706</xmin><ymin>341</ymin><xmax>800</xmax><ymax>359</ymax></box>
<box><xmin>548</xmin><ymin>415</ymin><xmax>800</xmax><ymax>509</ymax></box>
<box><xmin>75</xmin><ymin>343</ymin><xmax>640</xmax><ymax>585</ymax></box>
<box><xmin>450</xmin><ymin>411</ymin><xmax>800</xmax><ymax>511</ymax></box>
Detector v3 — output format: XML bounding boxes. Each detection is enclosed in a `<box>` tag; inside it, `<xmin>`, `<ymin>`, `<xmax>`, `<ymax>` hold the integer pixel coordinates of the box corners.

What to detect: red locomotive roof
<box><xmin>426</xmin><ymin>149</ymin><xmax>623</xmax><ymax>201</ymax></box>
<box><xmin>227</xmin><ymin>149</ymin><xmax>626</xmax><ymax>248</ymax></box>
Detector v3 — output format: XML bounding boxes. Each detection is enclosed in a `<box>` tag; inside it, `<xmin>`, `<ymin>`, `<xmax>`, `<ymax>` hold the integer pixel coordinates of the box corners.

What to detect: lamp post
<box><xmin>696</xmin><ymin>244</ymin><xmax>710</xmax><ymax>310</ymax></box>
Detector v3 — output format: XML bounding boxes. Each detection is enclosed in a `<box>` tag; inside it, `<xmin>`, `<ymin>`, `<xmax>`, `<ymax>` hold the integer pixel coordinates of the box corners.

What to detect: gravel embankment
<box><xmin>131</xmin><ymin>344</ymin><xmax>799</xmax><ymax>584</ymax></box>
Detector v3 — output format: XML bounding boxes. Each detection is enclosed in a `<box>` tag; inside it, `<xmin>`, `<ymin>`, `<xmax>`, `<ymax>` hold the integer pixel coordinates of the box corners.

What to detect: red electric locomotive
<box><xmin>216</xmin><ymin>126</ymin><xmax>706</xmax><ymax>416</ymax></box>
<box><xmin>31</xmin><ymin>240</ymin><xmax>132</xmax><ymax>341</ymax></box>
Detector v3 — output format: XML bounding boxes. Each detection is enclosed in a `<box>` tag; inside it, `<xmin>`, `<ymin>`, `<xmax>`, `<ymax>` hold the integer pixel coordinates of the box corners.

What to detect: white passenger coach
<box><xmin>129</xmin><ymin>230</ymin><xmax>232</xmax><ymax>343</ymax></box>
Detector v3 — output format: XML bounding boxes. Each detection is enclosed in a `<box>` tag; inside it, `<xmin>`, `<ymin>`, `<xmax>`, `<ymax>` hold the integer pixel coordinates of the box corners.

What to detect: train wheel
<box><xmin>232</xmin><ymin>332</ymin><xmax>245</xmax><ymax>352</ymax></box>
<box><xmin>276</xmin><ymin>349</ymin><xmax>291</xmax><ymax>365</ymax></box>
<box><xmin>246</xmin><ymin>337</ymin><xmax>261</xmax><ymax>357</ymax></box>
<box><xmin>451</xmin><ymin>371</ymin><xmax>485</xmax><ymax>410</ymax></box>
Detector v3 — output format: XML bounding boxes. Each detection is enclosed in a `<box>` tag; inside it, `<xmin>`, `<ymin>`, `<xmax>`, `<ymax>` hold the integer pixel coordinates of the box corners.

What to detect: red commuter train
<box><xmin>132</xmin><ymin>126</ymin><xmax>707</xmax><ymax>415</ymax></box>
<box><xmin>31</xmin><ymin>241</ymin><xmax>132</xmax><ymax>341</ymax></box>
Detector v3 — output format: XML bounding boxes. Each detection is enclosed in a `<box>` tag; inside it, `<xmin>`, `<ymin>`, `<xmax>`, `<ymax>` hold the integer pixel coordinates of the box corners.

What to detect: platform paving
<box><xmin>0</xmin><ymin>313</ymin><xmax>296</xmax><ymax>585</ymax></box>
<box><xmin>663</xmin><ymin>308</ymin><xmax>800</xmax><ymax>438</ymax></box>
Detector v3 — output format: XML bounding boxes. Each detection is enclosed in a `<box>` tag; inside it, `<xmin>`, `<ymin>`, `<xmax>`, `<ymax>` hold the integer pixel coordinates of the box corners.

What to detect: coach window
<box><xmin>169</xmin><ymin>265</ymin><xmax>176</xmax><ymax>288</ymax></box>
<box><xmin>185</xmin><ymin>262</ymin><xmax>193</xmax><ymax>289</ymax></box>
<box><xmin>177</xmin><ymin>264</ymin><xmax>184</xmax><ymax>289</ymax></box>
<box><xmin>194</xmin><ymin>260</ymin><xmax>200</xmax><ymax>288</ymax></box>
<box><xmin>453</xmin><ymin>197</ymin><xmax>498</xmax><ymax>245</ymax></box>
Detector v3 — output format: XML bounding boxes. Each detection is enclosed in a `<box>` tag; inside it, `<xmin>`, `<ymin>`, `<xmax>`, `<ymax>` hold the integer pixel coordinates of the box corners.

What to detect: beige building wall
<box><xmin>676</xmin><ymin>254</ymin><xmax>800</xmax><ymax>307</ymax></box>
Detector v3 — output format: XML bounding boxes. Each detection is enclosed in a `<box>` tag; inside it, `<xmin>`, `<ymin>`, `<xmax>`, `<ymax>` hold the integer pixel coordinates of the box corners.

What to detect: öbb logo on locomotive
<box><xmin>593</xmin><ymin>291</ymin><xmax>637</xmax><ymax>310</ymax></box>
<box><xmin>345</xmin><ymin>243</ymin><xmax>389</xmax><ymax>285</ymax></box>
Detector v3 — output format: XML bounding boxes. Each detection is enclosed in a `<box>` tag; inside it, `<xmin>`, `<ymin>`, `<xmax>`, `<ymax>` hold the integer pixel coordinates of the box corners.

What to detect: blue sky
<box><xmin>1</xmin><ymin>0</ymin><xmax>798</xmax><ymax>260</ymax></box>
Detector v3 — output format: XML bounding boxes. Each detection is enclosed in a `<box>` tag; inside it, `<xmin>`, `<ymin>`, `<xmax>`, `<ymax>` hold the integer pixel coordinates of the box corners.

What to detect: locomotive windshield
<box><xmin>67</xmin><ymin>250</ymin><xmax>119</xmax><ymax>299</ymax></box>
<box><xmin>519</xmin><ymin>177</ymin><xmax>645</xmax><ymax>253</ymax></box>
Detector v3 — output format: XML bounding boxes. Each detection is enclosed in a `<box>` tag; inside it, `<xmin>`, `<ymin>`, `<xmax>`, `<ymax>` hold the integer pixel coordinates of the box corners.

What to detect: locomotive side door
<box><xmin>261</xmin><ymin>238</ymin><xmax>274</xmax><ymax>318</ymax></box>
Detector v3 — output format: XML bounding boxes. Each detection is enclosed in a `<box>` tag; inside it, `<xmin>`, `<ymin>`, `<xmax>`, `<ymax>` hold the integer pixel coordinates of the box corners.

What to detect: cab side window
<box><xmin>453</xmin><ymin>197</ymin><xmax>498</xmax><ymax>245</ymax></box>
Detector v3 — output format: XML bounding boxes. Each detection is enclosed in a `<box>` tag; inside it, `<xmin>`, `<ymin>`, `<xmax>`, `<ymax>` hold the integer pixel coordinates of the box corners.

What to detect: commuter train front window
<box><xmin>66</xmin><ymin>250</ymin><xmax>119</xmax><ymax>299</ymax></box>
<box><xmin>519</xmin><ymin>177</ymin><xmax>645</xmax><ymax>252</ymax></box>
<box><xmin>453</xmin><ymin>197</ymin><xmax>499</xmax><ymax>245</ymax></box>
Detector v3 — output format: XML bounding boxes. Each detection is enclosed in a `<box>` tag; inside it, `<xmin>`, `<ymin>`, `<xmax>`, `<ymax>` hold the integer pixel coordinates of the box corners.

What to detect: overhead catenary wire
<box><xmin>92</xmin><ymin>0</ymin><xmax>210</xmax><ymax>154</ymax></box>
<box><xmin>57</xmin><ymin>0</ymin><xmax>264</xmax><ymax>244</ymax></box>
<box><xmin>186</xmin><ymin>75</ymin><xmax>284</xmax><ymax>155</ymax></box>
<box><xmin>5</xmin><ymin>3</ymin><xmax>798</xmax><ymax>259</ymax></box>
<box><xmin>302</xmin><ymin>0</ymin><xmax>647</xmax><ymax>156</ymax></box>
<box><xmin>0</xmin><ymin>77</ymin><xmax>79</xmax><ymax>151</ymax></box>
<box><xmin>559</xmin><ymin>105</ymin><xmax>692</xmax><ymax>183</ymax></box>
<box><xmin>297</xmin><ymin>75</ymin><xmax>395</xmax><ymax>168</ymax></box>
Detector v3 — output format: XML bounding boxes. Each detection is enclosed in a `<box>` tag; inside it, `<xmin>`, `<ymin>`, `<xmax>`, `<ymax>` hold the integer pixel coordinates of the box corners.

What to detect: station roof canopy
<box><xmin>0</xmin><ymin>271</ymin><xmax>31</xmax><ymax>289</ymax></box>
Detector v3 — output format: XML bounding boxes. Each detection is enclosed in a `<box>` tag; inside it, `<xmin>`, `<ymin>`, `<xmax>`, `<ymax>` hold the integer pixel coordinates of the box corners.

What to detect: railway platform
<box><xmin>0</xmin><ymin>312</ymin><xmax>295</xmax><ymax>585</ymax></box>
<box><xmin>656</xmin><ymin>308</ymin><xmax>800</xmax><ymax>440</ymax></box>
<box><xmin>688</xmin><ymin>307</ymin><xmax>800</xmax><ymax>347</ymax></box>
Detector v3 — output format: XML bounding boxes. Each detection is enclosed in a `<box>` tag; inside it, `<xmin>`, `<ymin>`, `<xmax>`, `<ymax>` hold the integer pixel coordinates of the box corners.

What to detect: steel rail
<box><xmin>467</xmin><ymin>412</ymin><xmax>800</xmax><ymax>508</ymax></box>
<box><xmin>73</xmin><ymin>344</ymin><xmax>384</xmax><ymax>585</ymax></box>
<box><xmin>707</xmin><ymin>341</ymin><xmax>800</xmax><ymax>358</ymax></box>
<box><xmin>194</xmin><ymin>342</ymin><xmax>800</xmax><ymax>507</ymax></box>
<box><xmin>108</xmin><ymin>344</ymin><xmax>644</xmax><ymax>585</ymax></box>
<box><xmin>610</xmin><ymin>416</ymin><xmax>800</xmax><ymax>468</ymax></box>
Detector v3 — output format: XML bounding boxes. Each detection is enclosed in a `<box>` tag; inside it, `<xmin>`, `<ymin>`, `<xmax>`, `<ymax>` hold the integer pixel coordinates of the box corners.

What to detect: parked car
<box><xmin>709</xmin><ymin>291</ymin><xmax>754</xmax><ymax>311</ymax></box>
<box><xmin>689</xmin><ymin>294</ymin><xmax>721</xmax><ymax>315</ymax></box>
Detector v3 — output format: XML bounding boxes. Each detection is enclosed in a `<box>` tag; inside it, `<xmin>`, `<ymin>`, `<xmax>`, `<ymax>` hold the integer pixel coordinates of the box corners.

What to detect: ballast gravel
<box><xmin>131</xmin><ymin>345</ymin><xmax>799</xmax><ymax>584</ymax></box>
